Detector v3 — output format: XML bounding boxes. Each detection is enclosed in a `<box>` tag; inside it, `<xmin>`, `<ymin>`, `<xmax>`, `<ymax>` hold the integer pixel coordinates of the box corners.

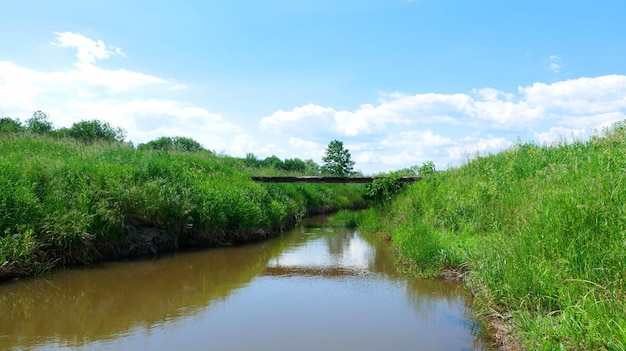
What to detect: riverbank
<box><xmin>0</xmin><ymin>134</ymin><xmax>367</xmax><ymax>280</ymax></box>
<box><xmin>355</xmin><ymin>121</ymin><xmax>626</xmax><ymax>350</ymax></box>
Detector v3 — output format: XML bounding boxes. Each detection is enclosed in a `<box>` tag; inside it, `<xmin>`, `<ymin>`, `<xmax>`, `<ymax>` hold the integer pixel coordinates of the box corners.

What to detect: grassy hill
<box><xmin>358</xmin><ymin>122</ymin><xmax>626</xmax><ymax>350</ymax></box>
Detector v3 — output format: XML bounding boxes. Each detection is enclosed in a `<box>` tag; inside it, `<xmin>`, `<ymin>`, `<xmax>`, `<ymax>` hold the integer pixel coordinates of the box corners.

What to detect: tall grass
<box><xmin>358</xmin><ymin>122</ymin><xmax>626</xmax><ymax>350</ymax></box>
<box><xmin>0</xmin><ymin>134</ymin><xmax>366</xmax><ymax>278</ymax></box>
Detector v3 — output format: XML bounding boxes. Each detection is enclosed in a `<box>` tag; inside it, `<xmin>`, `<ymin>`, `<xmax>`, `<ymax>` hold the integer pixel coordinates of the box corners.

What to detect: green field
<box><xmin>357</xmin><ymin>122</ymin><xmax>626</xmax><ymax>350</ymax></box>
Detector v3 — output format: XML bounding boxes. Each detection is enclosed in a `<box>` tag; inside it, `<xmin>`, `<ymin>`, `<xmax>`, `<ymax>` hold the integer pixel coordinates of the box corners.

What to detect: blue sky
<box><xmin>1</xmin><ymin>0</ymin><xmax>626</xmax><ymax>174</ymax></box>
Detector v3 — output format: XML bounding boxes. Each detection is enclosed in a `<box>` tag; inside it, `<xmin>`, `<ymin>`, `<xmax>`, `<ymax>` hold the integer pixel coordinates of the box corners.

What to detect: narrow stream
<box><xmin>0</xmin><ymin>216</ymin><xmax>493</xmax><ymax>350</ymax></box>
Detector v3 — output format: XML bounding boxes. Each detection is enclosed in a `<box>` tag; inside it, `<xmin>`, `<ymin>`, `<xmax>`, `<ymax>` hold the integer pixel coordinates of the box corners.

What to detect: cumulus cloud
<box><xmin>0</xmin><ymin>32</ymin><xmax>236</xmax><ymax>150</ymax></box>
<box><xmin>288</xmin><ymin>137</ymin><xmax>326</xmax><ymax>160</ymax></box>
<box><xmin>446</xmin><ymin>138</ymin><xmax>511</xmax><ymax>163</ymax></box>
<box><xmin>259</xmin><ymin>92</ymin><xmax>467</xmax><ymax>137</ymax></box>
<box><xmin>468</xmin><ymin>87</ymin><xmax>545</xmax><ymax>126</ymax></box>
<box><xmin>255</xmin><ymin>75</ymin><xmax>626</xmax><ymax>173</ymax></box>
<box><xmin>261</xmin><ymin>75</ymin><xmax>626</xmax><ymax>138</ymax></box>
<box><xmin>379</xmin><ymin>130</ymin><xmax>454</xmax><ymax>154</ymax></box>
<box><xmin>522</xmin><ymin>75</ymin><xmax>626</xmax><ymax>115</ymax></box>
<box><xmin>0</xmin><ymin>32</ymin><xmax>166</xmax><ymax>114</ymax></box>
<box><xmin>260</xmin><ymin>103</ymin><xmax>336</xmax><ymax>135</ymax></box>
<box><xmin>227</xmin><ymin>134</ymin><xmax>259</xmax><ymax>156</ymax></box>
<box><xmin>54</xmin><ymin>32</ymin><xmax>125</xmax><ymax>65</ymax></box>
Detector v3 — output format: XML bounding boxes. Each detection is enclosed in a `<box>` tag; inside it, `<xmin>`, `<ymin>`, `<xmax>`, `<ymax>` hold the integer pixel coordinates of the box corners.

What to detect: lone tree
<box><xmin>321</xmin><ymin>139</ymin><xmax>355</xmax><ymax>176</ymax></box>
<box><xmin>26</xmin><ymin>110</ymin><xmax>53</xmax><ymax>134</ymax></box>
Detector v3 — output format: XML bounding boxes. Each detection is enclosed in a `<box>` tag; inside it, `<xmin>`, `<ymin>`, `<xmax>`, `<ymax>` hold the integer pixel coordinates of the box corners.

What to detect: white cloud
<box><xmin>228</xmin><ymin>134</ymin><xmax>258</xmax><ymax>157</ymax></box>
<box><xmin>468</xmin><ymin>87</ymin><xmax>545</xmax><ymax>126</ymax></box>
<box><xmin>259</xmin><ymin>92</ymin><xmax>468</xmax><ymax>138</ymax></box>
<box><xmin>260</xmin><ymin>103</ymin><xmax>336</xmax><ymax>133</ymax></box>
<box><xmin>446</xmin><ymin>138</ymin><xmax>511</xmax><ymax>163</ymax></box>
<box><xmin>288</xmin><ymin>137</ymin><xmax>325</xmax><ymax>160</ymax></box>
<box><xmin>548</xmin><ymin>55</ymin><xmax>561</xmax><ymax>73</ymax></box>
<box><xmin>557</xmin><ymin>111</ymin><xmax>625</xmax><ymax>130</ymax></box>
<box><xmin>0</xmin><ymin>32</ymin><xmax>166</xmax><ymax>113</ymax></box>
<box><xmin>253</xmin><ymin>75</ymin><xmax>626</xmax><ymax>173</ymax></box>
<box><xmin>0</xmin><ymin>32</ymin><xmax>237</xmax><ymax>151</ymax></box>
<box><xmin>522</xmin><ymin>75</ymin><xmax>626</xmax><ymax>115</ymax></box>
<box><xmin>0</xmin><ymin>61</ymin><xmax>45</xmax><ymax>111</ymax></box>
<box><xmin>534</xmin><ymin>127</ymin><xmax>589</xmax><ymax>145</ymax></box>
<box><xmin>379</xmin><ymin>130</ymin><xmax>454</xmax><ymax>154</ymax></box>
<box><xmin>369</xmin><ymin>150</ymin><xmax>420</xmax><ymax>167</ymax></box>
<box><xmin>335</xmin><ymin>93</ymin><xmax>468</xmax><ymax>135</ymax></box>
<box><xmin>53</xmin><ymin>32</ymin><xmax>125</xmax><ymax>65</ymax></box>
<box><xmin>353</xmin><ymin>151</ymin><xmax>380</xmax><ymax>164</ymax></box>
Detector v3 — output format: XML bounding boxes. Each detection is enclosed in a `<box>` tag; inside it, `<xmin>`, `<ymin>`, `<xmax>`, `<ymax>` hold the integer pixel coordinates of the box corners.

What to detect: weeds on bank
<box><xmin>358</xmin><ymin>121</ymin><xmax>626</xmax><ymax>350</ymax></box>
<box><xmin>0</xmin><ymin>134</ymin><xmax>365</xmax><ymax>277</ymax></box>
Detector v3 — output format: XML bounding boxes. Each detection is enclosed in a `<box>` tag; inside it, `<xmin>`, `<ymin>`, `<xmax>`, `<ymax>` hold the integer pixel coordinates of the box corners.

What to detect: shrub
<box><xmin>68</xmin><ymin>120</ymin><xmax>126</xmax><ymax>143</ymax></box>
<box><xmin>365</xmin><ymin>172</ymin><xmax>405</xmax><ymax>204</ymax></box>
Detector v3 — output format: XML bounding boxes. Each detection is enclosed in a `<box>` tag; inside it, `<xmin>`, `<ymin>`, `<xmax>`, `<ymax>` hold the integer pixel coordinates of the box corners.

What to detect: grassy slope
<box><xmin>358</xmin><ymin>123</ymin><xmax>626</xmax><ymax>350</ymax></box>
<box><xmin>0</xmin><ymin>134</ymin><xmax>366</xmax><ymax>278</ymax></box>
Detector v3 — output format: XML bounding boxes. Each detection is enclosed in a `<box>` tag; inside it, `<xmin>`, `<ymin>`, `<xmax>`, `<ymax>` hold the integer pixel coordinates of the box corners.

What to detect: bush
<box><xmin>365</xmin><ymin>172</ymin><xmax>405</xmax><ymax>204</ymax></box>
<box><xmin>138</xmin><ymin>136</ymin><xmax>204</xmax><ymax>152</ymax></box>
<box><xmin>68</xmin><ymin>120</ymin><xmax>126</xmax><ymax>143</ymax></box>
<box><xmin>0</xmin><ymin>117</ymin><xmax>24</xmax><ymax>133</ymax></box>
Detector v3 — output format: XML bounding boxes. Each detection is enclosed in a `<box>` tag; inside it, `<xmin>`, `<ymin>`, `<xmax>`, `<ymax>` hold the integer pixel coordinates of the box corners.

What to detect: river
<box><xmin>0</xmin><ymin>216</ymin><xmax>493</xmax><ymax>350</ymax></box>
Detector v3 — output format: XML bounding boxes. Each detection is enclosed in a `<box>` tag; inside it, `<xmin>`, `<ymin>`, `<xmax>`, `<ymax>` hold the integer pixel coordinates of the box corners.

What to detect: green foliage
<box><xmin>321</xmin><ymin>139</ymin><xmax>355</xmax><ymax>176</ymax></box>
<box><xmin>330</xmin><ymin>210</ymin><xmax>361</xmax><ymax>228</ymax></box>
<box><xmin>262</xmin><ymin>155</ymin><xmax>283</xmax><ymax>169</ymax></box>
<box><xmin>392</xmin><ymin>166</ymin><xmax>418</xmax><ymax>176</ymax></box>
<box><xmin>304</xmin><ymin>159</ymin><xmax>321</xmax><ymax>175</ymax></box>
<box><xmin>417</xmin><ymin>161</ymin><xmax>436</xmax><ymax>176</ymax></box>
<box><xmin>365</xmin><ymin>172</ymin><xmax>405</xmax><ymax>204</ymax></box>
<box><xmin>26</xmin><ymin>110</ymin><xmax>53</xmax><ymax>134</ymax></box>
<box><xmin>244</xmin><ymin>153</ymin><xmax>261</xmax><ymax>167</ymax></box>
<box><xmin>242</xmin><ymin>153</ymin><xmax>320</xmax><ymax>175</ymax></box>
<box><xmin>354</xmin><ymin>208</ymin><xmax>385</xmax><ymax>233</ymax></box>
<box><xmin>68</xmin><ymin>119</ymin><xmax>126</xmax><ymax>143</ymax></box>
<box><xmin>358</xmin><ymin>122</ymin><xmax>626</xmax><ymax>350</ymax></box>
<box><xmin>0</xmin><ymin>117</ymin><xmax>24</xmax><ymax>133</ymax></box>
<box><xmin>138</xmin><ymin>136</ymin><xmax>204</xmax><ymax>152</ymax></box>
<box><xmin>282</xmin><ymin>158</ymin><xmax>306</xmax><ymax>173</ymax></box>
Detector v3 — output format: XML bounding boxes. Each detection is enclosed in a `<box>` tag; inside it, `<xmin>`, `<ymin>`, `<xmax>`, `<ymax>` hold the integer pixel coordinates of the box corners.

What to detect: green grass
<box><xmin>329</xmin><ymin>210</ymin><xmax>362</xmax><ymax>228</ymax></box>
<box><xmin>0</xmin><ymin>133</ymin><xmax>366</xmax><ymax>278</ymax></box>
<box><xmin>357</xmin><ymin>122</ymin><xmax>626</xmax><ymax>350</ymax></box>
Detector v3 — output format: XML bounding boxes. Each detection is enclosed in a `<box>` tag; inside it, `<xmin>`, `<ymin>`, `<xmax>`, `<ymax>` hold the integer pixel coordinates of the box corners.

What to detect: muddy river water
<box><xmin>0</xmin><ymin>216</ymin><xmax>493</xmax><ymax>350</ymax></box>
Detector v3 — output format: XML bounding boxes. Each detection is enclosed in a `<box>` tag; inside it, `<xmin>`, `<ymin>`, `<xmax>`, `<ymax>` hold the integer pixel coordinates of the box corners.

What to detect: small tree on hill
<box><xmin>321</xmin><ymin>140</ymin><xmax>355</xmax><ymax>176</ymax></box>
<box><xmin>26</xmin><ymin>110</ymin><xmax>53</xmax><ymax>134</ymax></box>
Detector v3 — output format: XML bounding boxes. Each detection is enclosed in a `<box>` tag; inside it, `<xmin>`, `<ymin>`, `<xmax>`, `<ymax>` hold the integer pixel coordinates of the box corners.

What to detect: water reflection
<box><xmin>0</xmin><ymin>216</ymin><xmax>492</xmax><ymax>351</ymax></box>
